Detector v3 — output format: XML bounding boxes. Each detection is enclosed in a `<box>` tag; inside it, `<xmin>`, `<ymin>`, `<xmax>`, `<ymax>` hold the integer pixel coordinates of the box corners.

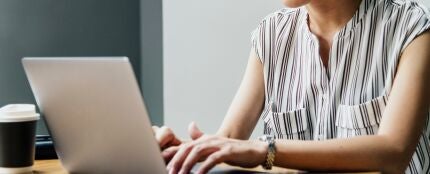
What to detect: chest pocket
<box><xmin>335</xmin><ymin>96</ymin><xmax>388</xmax><ymax>138</ymax></box>
<box><xmin>264</xmin><ymin>108</ymin><xmax>311</xmax><ymax>140</ymax></box>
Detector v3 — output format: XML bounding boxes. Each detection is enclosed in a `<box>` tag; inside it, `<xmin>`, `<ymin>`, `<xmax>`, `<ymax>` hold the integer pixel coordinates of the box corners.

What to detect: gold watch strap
<box><xmin>259</xmin><ymin>135</ymin><xmax>276</xmax><ymax>170</ymax></box>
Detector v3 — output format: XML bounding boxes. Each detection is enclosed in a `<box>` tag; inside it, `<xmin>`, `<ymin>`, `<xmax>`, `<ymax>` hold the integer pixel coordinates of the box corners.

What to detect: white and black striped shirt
<box><xmin>252</xmin><ymin>0</ymin><xmax>430</xmax><ymax>173</ymax></box>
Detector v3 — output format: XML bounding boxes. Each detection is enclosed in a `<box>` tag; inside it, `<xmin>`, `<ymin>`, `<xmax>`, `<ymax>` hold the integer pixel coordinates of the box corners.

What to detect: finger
<box><xmin>196</xmin><ymin>150</ymin><xmax>228</xmax><ymax>174</ymax></box>
<box><xmin>167</xmin><ymin>143</ymin><xmax>195</xmax><ymax>174</ymax></box>
<box><xmin>188</xmin><ymin>122</ymin><xmax>204</xmax><ymax>140</ymax></box>
<box><xmin>156</xmin><ymin>126</ymin><xmax>174</xmax><ymax>148</ymax></box>
<box><xmin>179</xmin><ymin>144</ymin><xmax>220</xmax><ymax>174</ymax></box>
<box><xmin>152</xmin><ymin>126</ymin><xmax>160</xmax><ymax>135</ymax></box>
<box><xmin>162</xmin><ymin>146</ymin><xmax>180</xmax><ymax>163</ymax></box>
<box><xmin>157</xmin><ymin>126</ymin><xmax>181</xmax><ymax>149</ymax></box>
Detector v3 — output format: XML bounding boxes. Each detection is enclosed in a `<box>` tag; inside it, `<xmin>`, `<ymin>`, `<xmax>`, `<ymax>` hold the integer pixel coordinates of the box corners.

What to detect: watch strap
<box><xmin>259</xmin><ymin>135</ymin><xmax>276</xmax><ymax>170</ymax></box>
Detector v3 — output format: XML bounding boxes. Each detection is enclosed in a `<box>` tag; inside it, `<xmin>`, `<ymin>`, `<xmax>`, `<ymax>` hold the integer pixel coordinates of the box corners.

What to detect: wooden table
<box><xmin>34</xmin><ymin>160</ymin><xmax>66</xmax><ymax>174</ymax></box>
<box><xmin>33</xmin><ymin>160</ymin><xmax>380</xmax><ymax>174</ymax></box>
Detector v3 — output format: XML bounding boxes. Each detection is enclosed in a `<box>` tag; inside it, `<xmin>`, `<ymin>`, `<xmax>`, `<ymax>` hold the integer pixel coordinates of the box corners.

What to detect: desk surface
<box><xmin>33</xmin><ymin>160</ymin><xmax>380</xmax><ymax>174</ymax></box>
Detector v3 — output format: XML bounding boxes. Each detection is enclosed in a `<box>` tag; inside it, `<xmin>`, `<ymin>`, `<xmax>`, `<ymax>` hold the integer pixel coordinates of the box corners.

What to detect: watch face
<box><xmin>259</xmin><ymin>135</ymin><xmax>275</xmax><ymax>142</ymax></box>
<box><xmin>258</xmin><ymin>135</ymin><xmax>268</xmax><ymax>141</ymax></box>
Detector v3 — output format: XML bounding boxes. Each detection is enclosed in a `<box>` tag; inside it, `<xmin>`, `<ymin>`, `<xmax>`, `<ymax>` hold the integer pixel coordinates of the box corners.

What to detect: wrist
<box><xmin>251</xmin><ymin>140</ymin><xmax>268</xmax><ymax>165</ymax></box>
<box><xmin>258</xmin><ymin>135</ymin><xmax>276</xmax><ymax>170</ymax></box>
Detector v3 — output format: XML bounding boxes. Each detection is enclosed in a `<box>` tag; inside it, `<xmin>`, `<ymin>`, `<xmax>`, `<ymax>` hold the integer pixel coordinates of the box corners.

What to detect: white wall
<box><xmin>163</xmin><ymin>0</ymin><xmax>430</xmax><ymax>138</ymax></box>
<box><xmin>424</xmin><ymin>0</ymin><xmax>430</xmax><ymax>7</ymax></box>
<box><xmin>163</xmin><ymin>0</ymin><xmax>282</xmax><ymax>138</ymax></box>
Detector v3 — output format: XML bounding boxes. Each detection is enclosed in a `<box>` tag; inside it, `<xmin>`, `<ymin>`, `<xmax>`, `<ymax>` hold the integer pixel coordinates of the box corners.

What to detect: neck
<box><xmin>306</xmin><ymin>0</ymin><xmax>362</xmax><ymax>36</ymax></box>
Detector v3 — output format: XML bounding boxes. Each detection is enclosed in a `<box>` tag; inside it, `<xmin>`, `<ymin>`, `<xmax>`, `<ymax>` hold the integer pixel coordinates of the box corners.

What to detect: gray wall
<box><xmin>140</xmin><ymin>0</ymin><xmax>164</xmax><ymax>125</ymax></box>
<box><xmin>0</xmin><ymin>0</ymin><xmax>163</xmax><ymax>134</ymax></box>
<box><xmin>424</xmin><ymin>0</ymin><xmax>430</xmax><ymax>9</ymax></box>
<box><xmin>163</xmin><ymin>0</ymin><xmax>282</xmax><ymax>138</ymax></box>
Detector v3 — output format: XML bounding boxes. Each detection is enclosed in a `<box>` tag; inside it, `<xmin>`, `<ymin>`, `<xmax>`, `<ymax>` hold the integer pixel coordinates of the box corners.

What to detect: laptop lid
<box><xmin>22</xmin><ymin>57</ymin><xmax>166</xmax><ymax>173</ymax></box>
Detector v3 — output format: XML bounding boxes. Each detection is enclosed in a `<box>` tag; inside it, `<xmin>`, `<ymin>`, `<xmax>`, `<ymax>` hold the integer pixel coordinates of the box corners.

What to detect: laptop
<box><xmin>23</xmin><ymin>57</ymin><xmax>261</xmax><ymax>174</ymax></box>
<box><xmin>23</xmin><ymin>57</ymin><xmax>167</xmax><ymax>173</ymax></box>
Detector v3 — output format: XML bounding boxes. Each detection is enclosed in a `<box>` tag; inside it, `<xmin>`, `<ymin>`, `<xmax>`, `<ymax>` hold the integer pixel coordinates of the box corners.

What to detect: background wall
<box><xmin>140</xmin><ymin>0</ymin><xmax>164</xmax><ymax>125</ymax></box>
<box><xmin>0</xmin><ymin>0</ymin><xmax>163</xmax><ymax>134</ymax></box>
<box><xmin>163</xmin><ymin>0</ymin><xmax>282</xmax><ymax>138</ymax></box>
<box><xmin>425</xmin><ymin>0</ymin><xmax>430</xmax><ymax>7</ymax></box>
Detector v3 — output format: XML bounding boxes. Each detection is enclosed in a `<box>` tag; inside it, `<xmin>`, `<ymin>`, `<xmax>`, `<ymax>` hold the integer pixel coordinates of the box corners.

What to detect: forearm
<box><xmin>273</xmin><ymin>135</ymin><xmax>411</xmax><ymax>173</ymax></box>
<box><xmin>216</xmin><ymin>110</ymin><xmax>261</xmax><ymax>139</ymax></box>
<box><xmin>216</xmin><ymin>50</ymin><xmax>265</xmax><ymax>139</ymax></box>
<box><xmin>216</xmin><ymin>94</ymin><xmax>263</xmax><ymax>139</ymax></box>
<box><xmin>215</xmin><ymin>79</ymin><xmax>264</xmax><ymax>139</ymax></box>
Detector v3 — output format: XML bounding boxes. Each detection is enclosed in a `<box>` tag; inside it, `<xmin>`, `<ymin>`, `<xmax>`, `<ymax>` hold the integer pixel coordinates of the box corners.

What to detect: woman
<box><xmin>153</xmin><ymin>0</ymin><xmax>430</xmax><ymax>173</ymax></box>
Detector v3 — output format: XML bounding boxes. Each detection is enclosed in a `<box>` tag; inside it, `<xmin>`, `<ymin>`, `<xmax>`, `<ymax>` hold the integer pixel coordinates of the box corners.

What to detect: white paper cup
<box><xmin>0</xmin><ymin>104</ymin><xmax>40</xmax><ymax>174</ymax></box>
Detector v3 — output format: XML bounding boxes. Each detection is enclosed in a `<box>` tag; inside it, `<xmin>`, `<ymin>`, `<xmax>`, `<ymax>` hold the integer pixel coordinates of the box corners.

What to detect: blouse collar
<box><xmin>300</xmin><ymin>0</ymin><xmax>379</xmax><ymax>39</ymax></box>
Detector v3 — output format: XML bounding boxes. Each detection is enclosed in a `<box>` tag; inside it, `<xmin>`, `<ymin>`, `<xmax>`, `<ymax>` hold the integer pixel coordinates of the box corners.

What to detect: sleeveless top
<box><xmin>251</xmin><ymin>0</ymin><xmax>430</xmax><ymax>173</ymax></box>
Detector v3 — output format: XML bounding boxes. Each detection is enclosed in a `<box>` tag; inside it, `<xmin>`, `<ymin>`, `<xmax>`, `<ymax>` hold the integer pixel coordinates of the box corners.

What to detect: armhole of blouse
<box><xmin>251</xmin><ymin>27</ymin><xmax>264</xmax><ymax>63</ymax></box>
<box><xmin>400</xmin><ymin>7</ymin><xmax>430</xmax><ymax>54</ymax></box>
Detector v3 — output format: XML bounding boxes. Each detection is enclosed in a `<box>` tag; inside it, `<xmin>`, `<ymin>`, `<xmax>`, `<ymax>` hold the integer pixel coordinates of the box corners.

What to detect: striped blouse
<box><xmin>251</xmin><ymin>0</ymin><xmax>430</xmax><ymax>173</ymax></box>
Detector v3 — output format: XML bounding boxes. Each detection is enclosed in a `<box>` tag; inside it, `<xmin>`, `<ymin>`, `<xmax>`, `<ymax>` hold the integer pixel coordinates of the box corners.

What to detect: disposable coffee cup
<box><xmin>0</xmin><ymin>104</ymin><xmax>40</xmax><ymax>174</ymax></box>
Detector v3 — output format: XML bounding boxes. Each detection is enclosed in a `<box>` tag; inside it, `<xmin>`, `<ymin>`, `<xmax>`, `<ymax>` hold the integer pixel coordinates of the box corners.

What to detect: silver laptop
<box><xmin>22</xmin><ymin>57</ymin><xmax>167</xmax><ymax>173</ymax></box>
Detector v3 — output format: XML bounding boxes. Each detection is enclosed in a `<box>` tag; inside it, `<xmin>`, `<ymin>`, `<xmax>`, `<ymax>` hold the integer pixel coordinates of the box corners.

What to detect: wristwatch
<box><xmin>258</xmin><ymin>135</ymin><xmax>276</xmax><ymax>170</ymax></box>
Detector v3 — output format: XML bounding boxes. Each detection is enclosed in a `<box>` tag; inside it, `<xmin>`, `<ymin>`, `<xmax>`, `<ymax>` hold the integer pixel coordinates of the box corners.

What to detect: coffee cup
<box><xmin>0</xmin><ymin>104</ymin><xmax>40</xmax><ymax>174</ymax></box>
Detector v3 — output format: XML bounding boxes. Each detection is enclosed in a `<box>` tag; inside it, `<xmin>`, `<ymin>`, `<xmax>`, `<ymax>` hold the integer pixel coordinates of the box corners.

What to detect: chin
<box><xmin>282</xmin><ymin>0</ymin><xmax>311</xmax><ymax>8</ymax></box>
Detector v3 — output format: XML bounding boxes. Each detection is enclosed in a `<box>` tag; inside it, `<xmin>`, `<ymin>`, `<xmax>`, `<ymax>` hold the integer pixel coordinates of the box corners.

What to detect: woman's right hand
<box><xmin>152</xmin><ymin>122</ymin><xmax>204</xmax><ymax>162</ymax></box>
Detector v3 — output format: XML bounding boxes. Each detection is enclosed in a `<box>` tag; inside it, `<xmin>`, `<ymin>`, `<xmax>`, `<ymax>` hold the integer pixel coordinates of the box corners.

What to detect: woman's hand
<box><xmin>166</xmin><ymin>134</ymin><xmax>267</xmax><ymax>174</ymax></box>
<box><xmin>153</xmin><ymin>122</ymin><xmax>204</xmax><ymax>162</ymax></box>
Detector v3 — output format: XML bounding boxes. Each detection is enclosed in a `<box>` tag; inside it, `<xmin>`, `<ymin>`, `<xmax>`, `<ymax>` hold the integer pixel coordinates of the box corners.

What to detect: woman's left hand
<box><xmin>166</xmin><ymin>134</ymin><xmax>267</xmax><ymax>174</ymax></box>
